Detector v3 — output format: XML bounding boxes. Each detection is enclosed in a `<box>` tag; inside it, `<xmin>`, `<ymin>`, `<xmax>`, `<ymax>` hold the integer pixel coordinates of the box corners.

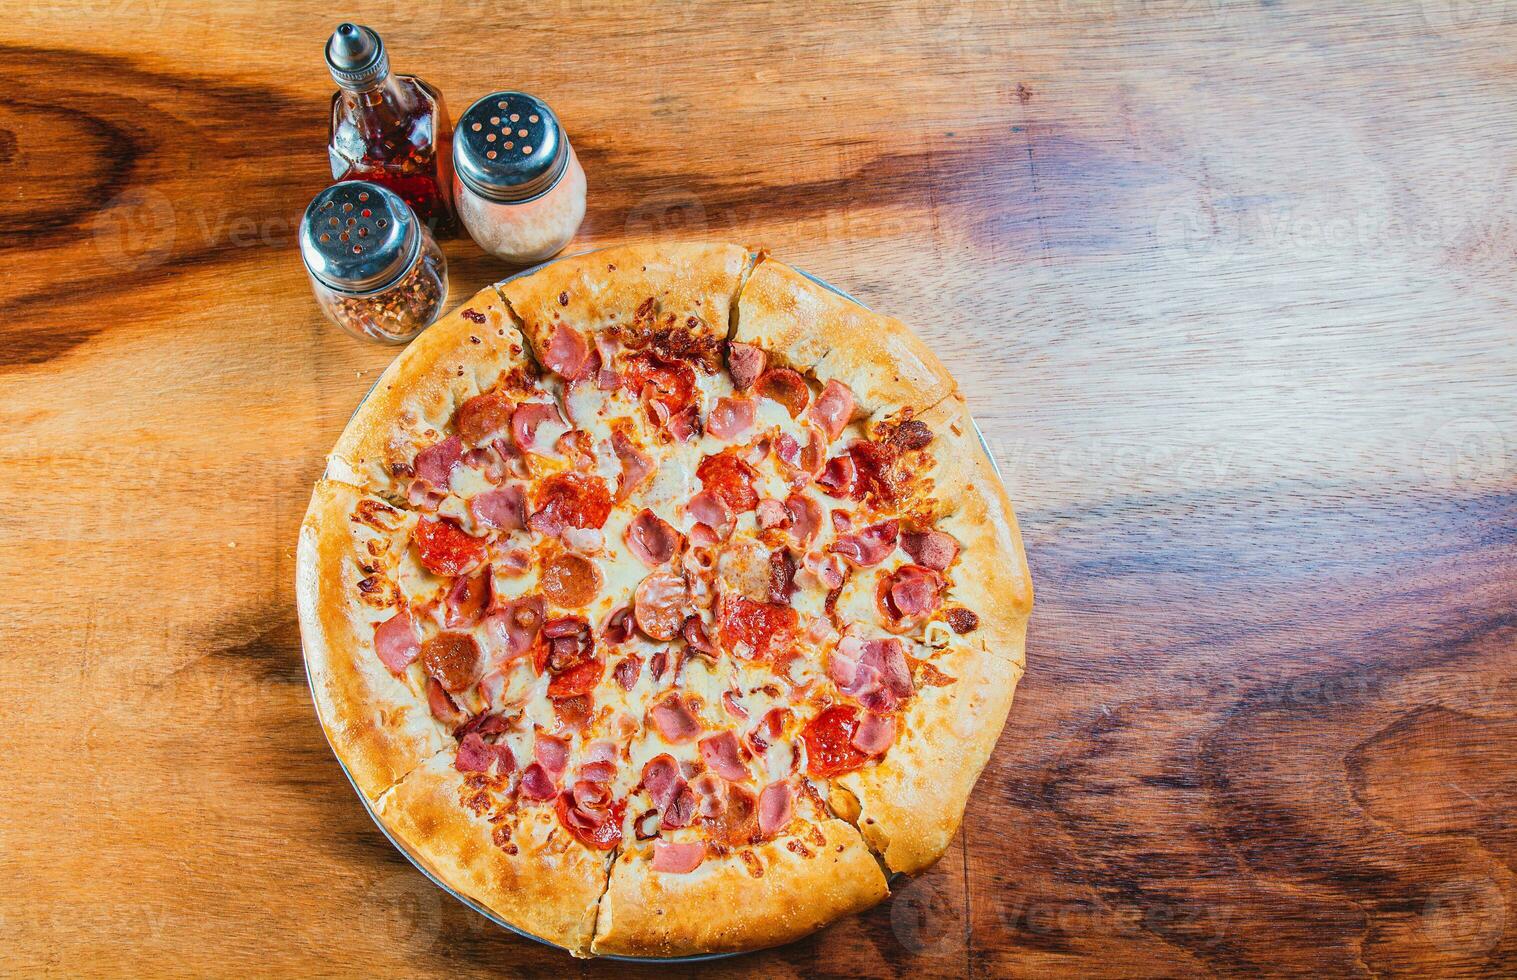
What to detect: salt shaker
<box><xmin>299</xmin><ymin>181</ymin><xmax>448</xmax><ymax>344</ymax></box>
<box><xmin>453</xmin><ymin>92</ymin><xmax>587</xmax><ymax>264</ymax></box>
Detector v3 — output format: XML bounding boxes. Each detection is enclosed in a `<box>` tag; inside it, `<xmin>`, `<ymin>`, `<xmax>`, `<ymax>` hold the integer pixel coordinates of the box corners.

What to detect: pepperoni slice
<box><xmin>555</xmin><ymin>792</ymin><xmax>623</xmax><ymax>850</ymax></box>
<box><xmin>530</xmin><ymin>473</ymin><xmax>613</xmax><ymax>534</ymax></box>
<box><xmin>623</xmin><ymin>352</ymin><xmax>697</xmax><ymax>423</ymax></box>
<box><xmin>421</xmin><ymin>632</ymin><xmax>484</xmax><ymax>694</ymax></box>
<box><xmin>634</xmin><ymin>570</ymin><xmax>690</xmax><ymax>641</ymax></box>
<box><xmin>755</xmin><ymin>368</ymin><xmax>810</xmax><ymax>418</ymax></box>
<box><xmin>540</xmin><ymin>552</ymin><xmax>602</xmax><ymax>608</ymax></box>
<box><xmin>801</xmin><ymin>705</ymin><xmax>873</xmax><ymax>777</ymax></box>
<box><xmin>548</xmin><ymin>657</ymin><xmax>603</xmax><ymax>699</ymax></box>
<box><xmin>413</xmin><ymin>517</ymin><xmax>487</xmax><ymax>577</ymax></box>
<box><xmin>718</xmin><ymin>595</ymin><xmax>798</xmax><ymax>661</ymax></box>
<box><xmin>455</xmin><ymin>390</ymin><xmax>515</xmax><ymax>446</ymax></box>
<box><xmin>696</xmin><ymin>451</ymin><xmax>759</xmax><ymax>513</ymax></box>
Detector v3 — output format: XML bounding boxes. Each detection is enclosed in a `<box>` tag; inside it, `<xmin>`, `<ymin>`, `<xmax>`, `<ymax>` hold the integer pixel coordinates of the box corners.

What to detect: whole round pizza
<box><xmin>296</xmin><ymin>243</ymin><xmax>1032</xmax><ymax>957</ymax></box>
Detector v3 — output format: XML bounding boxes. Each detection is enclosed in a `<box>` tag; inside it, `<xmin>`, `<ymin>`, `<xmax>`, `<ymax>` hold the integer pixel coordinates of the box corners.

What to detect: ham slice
<box><xmin>808</xmin><ymin>380</ymin><xmax>855</xmax><ymax>440</ymax></box>
<box><xmin>726</xmin><ymin>342</ymin><xmax>766</xmax><ymax>390</ymax></box>
<box><xmin>818</xmin><ymin>454</ymin><xmax>857</xmax><ymax>496</ymax></box>
<box><xmin>613</xmin><ymin>654</ymin><xmax>642</xmax><ymax>690</ymax></box>
<box><xmin>594</xmin><ymin>333</ymin><xmax>621</xmax><ymax>389</ymax></box>
<box><xmin>800</xmin><ymin>550</ymin><xmax>846</xmax><ymax>591</ymax></box>
<box><xmin>543</xmin><ymin>322</ymin><xmax>591</xmax><ymax>379</ymax></box>
<box><xmin>900</xmin><ymin>529</ymin><xmax>960</xmax><ymax>571</ymax></box>
<box><xmin>851</xmin><ymin>712</ymin><xmax>897</xmax><ymax>755</ymax></box>
<box><xmin>482</xmin><ymin>595</ymin><xmax>543</xmax><ymax>662</ymax></box>
<box><xmin>686</xmin><ymin>490</ymin><xmax>734</xmax><ymax>541</ymax></box>
<box><xmin>425</xmin><ymin>677</ymin><xmax>468</xmax><ymax>727</ymax></box>
<box><xmin>757</xmin><ymin>781</ymin><xmax>794</xmax><ymax>838</ymax></box>
<box><xmin>662</xmin><ymin>784</ymin><xmax>697</xmax><ymax>828</ymax></box>
<box><xmin>511</xmin><ymin>401</ymin><xmax>567</xmax><ymax>452</ymax></box>
<box><xmin>649</xmin><ymin>693</ymin><xmax>702</xmax><ymax>743</ymax></box>
<box><xmin>455</xmin><ymin>732</ymin><xmax>516</xmax><ymax>775</ymax></box>
<box><xmin>413</xmin><ymin>435</ymin><xmax>462</xmax><ymax>489</ymax></box>
<box><xmin>829</xmin><ymin>635</ymin><xmax>913</xmax><ymax>707</ymax></box>
<box><xmin>882</xmin><ymin>563</ymin><xmax>946</xmax><ymax>624</ymax></box>
<box><xmin>652</xmin><ymin>841</ymin><xmax>706</xmax><ymax>874</ymax></box>
<box><xmin>698</xmin><ymin>731</ymin><xmax>750</xmax><ymax>781</ymax></box>
<box><xmin>706</xmin><ymin>396</ymin><xmax>755</xmax><ymax>441</ymax></box>
<box><xmin>373</xmin><ymin>609</ymin><xmax>420</xmax><ymax>673</ymax></box>
<box><xmin>830</xmin><ymin>520</ymin><xmax>899</xmax><ymax>567</ymax></box>
<box><xmin>641</xmin><ymin>754</ymin><xmax>683</xmax><ymax>809</ymax></box>
<box><xmin>518</xmin><ymin>761</ymin><xmax>557</xmax><ymax>801</ymax></box>
<box><xmin>785</xmin><ymin>494</ymin><xmax>824</xmax><ymax>546</ymax></box>
<box><xmin>626</xmin><ymin>509</ymin><xmax>683</xmax><ymax>567</ymax></box>
<box><xmin>469</xmin><ymin>485</ymin><xmax>525</xmax><ymax>531</ymax></box>
<box><xmin>611</xmin><ymin>429</ymin><xmax>654</xmax><ymax>501</ymax></box>
<box><xmin>534</xmin><ymin>734</ymin><xmax>569</xmax><ymax>777</ymax></box>
<box><xmin>756</xmin><ymin>498</ymin><xmax>790</xmax><ymax>530</ymax></box>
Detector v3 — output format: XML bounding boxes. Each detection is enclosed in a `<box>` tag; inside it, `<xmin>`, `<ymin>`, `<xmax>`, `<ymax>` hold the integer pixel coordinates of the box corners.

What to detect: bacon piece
<box><xmin>829</xmin><ymin>635</ymin><xmax>912</xmax><ymax>708</ymax></box>
<box><xmin>652</xmin><ymin>841</ymin><xmax>706</xmax><ymax>874</ymax></box>
<box><xmin>699</xmin><ymin>731</ymin><xmax>750</xmax><ymax>781</ymax></box>
<box><xmin>696</xmin><ymin>451</ymin><xmax>759</xmax><ymax>513</ymax></box>
<box><xmin>443</xmin><ymin>567</ymin><xmax>491</xmax><ymax>628</ymax></box>
<box><xmin>529</xmin><ymin>474</ymin><xmax>613</xmax><ymax>536</ymax></box>
<box><xmin>784</xmin><ymin>493</ymin><xmax>824</xmax><ymax>546</ymax></box>
<box><xmin>726</xmin><ymin>342</ymin><xmax>766</xmax><ymax>390</ymax></box>
<box><xmin>611</xmin><ymin>428</ymin><xmax>654</xmax><ymax>502</ymax></box>
<box><xmin>829</xmin><ymin>519</ymin><xmax>900</xmax><ymax>568</ymax></box>
<box><xmin>649</xmin><ymin>693</ymin><xmax>702</xmax><ymax>743</ymax></box>
<box><xmin>426</xmin><ymin>677</ymin><xmax>468</xmax><ymax>727</ymax></box>
<box><xmin>808</xmin><ymin>380</ymin><xmax>855</xmax><ymax>440</ymax></box>
<box><xmin>421</xmin><ymin>632</ymin><xmax>485</xmax><ymax>693</ymax></box>
<box><xmin>747</xmin><ymin>707</ymin><xmax>790</xmax><ymax>754</ymax></box>
<box><xmin>818</xmin><ymin>454</ymin><xmax>857</xmax><ymax>496</ymax></box>
<box><xmin>682</xmin><ymin>616</ymin><xmax>715</xmax><ymax>654</ymax></box>
<box><xmin>800</xmin><ymin>550</ymin><xmax>846</xmax><ymax>591</ymax></box>
<box><xmin>613</xmin><ymin>653</ymin><xmax>642</xmax><ymax>690</ymax></box>
<box><xmin>413</xmin><ymin>435</ymin><xmax>463</xmax><ymax>489</ymax></box>
<box><xmin>455</xmin><ymin>732</ymin><xmax>516</xmax><ymax>775</ymax></box>
<box><xmin>756</xmin><ymin>498</ymin><xmax>790</xmax><ymax>530</ymax></box>
<box><xmin>757</xmin><ymin>781</ymin><xmax>794</xmax><ymax>838</ymax></box>
<box><xmin>706</xmin><ymin>396</ymin><xmax>755</xmax><ymax>441</ymax></box>
<box><xmin>775</xmin><ymin>424</ymin><xmax>828</xmax><ymax>478</ymax></box>
<box><xmin>901</xmin><ymin>529</ymin><xmax>960</xmax><ymax>571</ymax></box>
<box><xmin>851</xmin><ymin>712</ymin><xmax>897</xmax><ymax>755</ymax></box>
<box><xmin>373</xmin><ymin>609</ymin><xmax>420</xmax><ymax>674</ymax></box>
<box><xmin>755</xmin><ymin>368</ymin><xmax>810</xmax><ymax>418</ymax></box>
<box><xmin>662</xmin><ymin>784</ymin><xmax>697</xmax><ymax>828</ymax></box>
<box><xmin>686</xmin><ymin>490</ymin><xmax>735</xmax><ymax>541</ymax></box>
<box><xmin>510</xmin><ymin>400</ymin><xmax>568</xmax><ymax>453</ymax></box>
<box><xmin>722</xmin><ymin>690</ymin><xmax>749</xmax><ymax>720</ymax></box>
<box><xmin>832</xmin><ymin>510</ymin><xmax>853</xmax><ymax>533</ymax></box>
<box><xmin>634</xmin><ymin>571</ymin><xmax>690</xmax><ymax>641</ymax></box>
<box><xmin>626</xmin><ymin>509</ymin><xmax>684</xmax><ymax>567</ymax></box>
<box><xmin>454</xmin><ymin>710</ymin><xmax>510</xmax><ymax>740</ymax></box>
<box><xmin>579</xmin><ymin>759</ymin><xmax>617</xmax><ymax>784</ymax></box>
<box><xmin>478</xmin><ymin>669</ymin><xmax>507</xmax><ymax>707</ymax></box>
<box><xmin>469</xmin><ymin>485</ymin><xmax>525</xmax><ymax>531</ymax></box>
<box><xmin>880</xmin><ymin>563</ymin><xmax>946</xmax><ymax>625</ymax></box>
<box><xmin>541</xmin><ymin>615</ymin><xmax>593</xmax><ymax>674</ymax></box>
<box><xmin>667</xmin><ymin>405</ymin><xmax>701</xmax><ymax>443</ymax></box>
<box><xmin>455</xmin><ymin>391</ymin><xmax>515</xmax><ymax>446</ymax></box>
<box><xmin>413</xmin><ymin>517</ymin><xmax>487</xmax><ymax>577</ymax></box>
<box><xmin>768</xmin><ymin>548</ymin><xmax>797</xmax><ymax>605</ymax></box>
<box><xmin>602</xmin><ymin>605</ymin><xmax>636</xmax><ymax>645</ymax></box>
<box><xmin>641</xmin><ymin>754</ymin><xmax>682</xmax><ymax>808</ymax></box>
<box><xmin>543</xmin><ymin>322</ymin><xmax>592</xmax><ymax>379</ymax></box>
<box><xmin>534</xmin><ymin>734</ymin><xmax>570</xmax><ymax>777</ymax></box>
<box><xmin>519</xmin><ymin>761</ymin><xmax>558</xmax><ymax>800</ymax></box>
<box><xmin>718</xmin><ymin>595</ymin><xmax>798</xmax><ymax>661</ymax></box>
<box><xmin>540</xmin><ymin>552</ymin><xmax>601</xmax><ymax>608</ymax></box>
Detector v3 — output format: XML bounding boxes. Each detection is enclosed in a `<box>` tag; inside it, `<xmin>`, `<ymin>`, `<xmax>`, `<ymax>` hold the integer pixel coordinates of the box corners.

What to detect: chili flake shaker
<box><xmin>299</xmin><ymin>181</ymin><xmax>447</xmax><ymax>344</ymax></box>
<box><xmin>453</xmin><ymin>92</ymin><xmax>587</xmax><ymax>264</ymax></box>
<box><xmin>326</xmin><ymin>23</ymin><xmax>458</xmax><ymax>236</ymax></box>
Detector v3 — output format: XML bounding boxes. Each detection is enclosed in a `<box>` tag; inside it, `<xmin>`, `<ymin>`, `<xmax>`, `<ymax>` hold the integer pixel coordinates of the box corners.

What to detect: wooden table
<box><xmin>4</xmin><ymin>1</ymin><xmax>1514</xmax><ymax>975</ymax></box>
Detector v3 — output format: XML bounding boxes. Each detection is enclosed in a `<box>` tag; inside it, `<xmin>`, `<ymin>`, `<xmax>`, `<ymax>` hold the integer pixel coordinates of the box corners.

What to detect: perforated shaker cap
<box><xmin>299</xmin><ymin>181</ymin><xmax>420</xmax><ymax>295</ymax></box>
<box><xmin>454</xmin><ymin>92</ymin><xmax>568</xmax><ymax>203</ymax></box>
<box><xmin>325</xmin><ymin>23</ymin><xmax>389</xmax><ymax>91</ymax></box>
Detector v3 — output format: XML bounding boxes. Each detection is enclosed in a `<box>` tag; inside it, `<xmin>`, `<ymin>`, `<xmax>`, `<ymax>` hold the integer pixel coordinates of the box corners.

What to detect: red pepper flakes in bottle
<box><xmin>325</xmin><ymin>23</ymin><xmax>458</xmax><ymax>237</ymax></box>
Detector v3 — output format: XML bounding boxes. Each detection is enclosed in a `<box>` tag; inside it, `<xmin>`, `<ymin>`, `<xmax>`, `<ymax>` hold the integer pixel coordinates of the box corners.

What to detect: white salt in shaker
<box><xmin>453</xmin><ymin>92</ymin><xmax>586</xmax><ymax>264</ymax></box>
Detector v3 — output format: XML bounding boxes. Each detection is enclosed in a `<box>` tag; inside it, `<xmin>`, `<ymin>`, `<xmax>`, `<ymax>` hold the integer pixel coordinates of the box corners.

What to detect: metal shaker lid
<box><xmin>454</xmin><ymin>92</ymin><xmax>569</xmax><ymax>204</ymax></box>
<box><xmin>299</xmin><ymin>181</ymin><xmax>420</xmax><ymax>295</ymax></box>
<box><xmin>325</xmin><ymin>23</ymin><xmax>389</xmax><ymax>91</ymax></box>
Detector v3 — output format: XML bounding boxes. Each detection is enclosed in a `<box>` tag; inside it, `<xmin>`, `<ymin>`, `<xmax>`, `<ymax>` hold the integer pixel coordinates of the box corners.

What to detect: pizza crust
<box><xmin>296</xmin><ymin>479</ymin><xmax>448</xmax><ymax>799</ymax></box>
<box><xmin>498</xmin><ymin>242</ymin><xmax>754</xmax><ymax>357</ymax></box>
<box><xmin>733</xmin><ymin>256</ymin><xmax>957</xmax><ymax>415</ymax></box>
<box><xmin>375</xmin><ymin>752</ymin><xmax>612</xmax><ymax>957</ymax></box>
<box><xmin>591</xmin><ymin>818</ymin><xmax>889</xmax><ymax>957</ymax></box>
<box><xmin>326</xmin><ymin>286</ymin><xmax>531</xmax><ymax>496</ymax></box>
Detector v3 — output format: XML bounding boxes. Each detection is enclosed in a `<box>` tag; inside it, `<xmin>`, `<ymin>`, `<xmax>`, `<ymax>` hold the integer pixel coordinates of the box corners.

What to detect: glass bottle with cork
<box><xmin>325</xmin><ymin>23</ymin><xmax>458</xmax><ymax>236</ymax></box>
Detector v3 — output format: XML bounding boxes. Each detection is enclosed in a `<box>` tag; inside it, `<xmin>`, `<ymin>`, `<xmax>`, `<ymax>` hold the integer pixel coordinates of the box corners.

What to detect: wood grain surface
<box><xmin>2</xmin><ymin>0</ymin><xmax>1514</xmax><ymax>975</ymax></box>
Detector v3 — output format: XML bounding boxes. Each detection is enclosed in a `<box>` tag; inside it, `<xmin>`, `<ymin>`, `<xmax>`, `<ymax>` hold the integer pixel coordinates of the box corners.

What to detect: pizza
<box><xmin>295</xmin><ymin>243</ymin><xmax>1032</xmax><ymax>957</ymax></box>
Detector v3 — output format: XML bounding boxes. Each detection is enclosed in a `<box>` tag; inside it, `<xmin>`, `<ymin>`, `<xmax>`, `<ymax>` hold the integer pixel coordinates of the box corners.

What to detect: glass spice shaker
<box><xmin>453</xmin><ymin>92</ymin><xmax>587</xmax><ymax>264</ymax></box>
<box><xmin>299</xmin><ymin>181</ymin><xmax>448</xmax><ymax>344</ymax></box>
<box><xmin>326</xmin><ymin>22</ymin><xmax>458</xmax><ymax>236</ymax></box>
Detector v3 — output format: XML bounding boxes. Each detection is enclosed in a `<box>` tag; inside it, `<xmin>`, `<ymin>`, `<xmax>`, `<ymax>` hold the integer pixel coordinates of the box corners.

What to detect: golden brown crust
<box><xmin>733</xmin><ymin>256</ymin><xmax>957</xmax><ymax>414</ymax></box>
<box><xmin>296</xmin><ymin>480</ymin><xmax>448</xmax><ymax>799</ymax></box>
<box><xmin>499</xmin><ymin>242</ymin><xmax>753</xmax><ymax>359</ymax></box>
<box><xmin>375</xmin><ymin>753</ymin><xmax>612</xmax><ymax>956</ymax></box>
<box><xmin>591</xmin><ymin>818</ymin><xmax>888</xmax><ymax>957</ymax></box>
<box><xmin>326</xmin><ymin>287</ymin><xmax>530</xmax><ymax>495</ymax></box>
